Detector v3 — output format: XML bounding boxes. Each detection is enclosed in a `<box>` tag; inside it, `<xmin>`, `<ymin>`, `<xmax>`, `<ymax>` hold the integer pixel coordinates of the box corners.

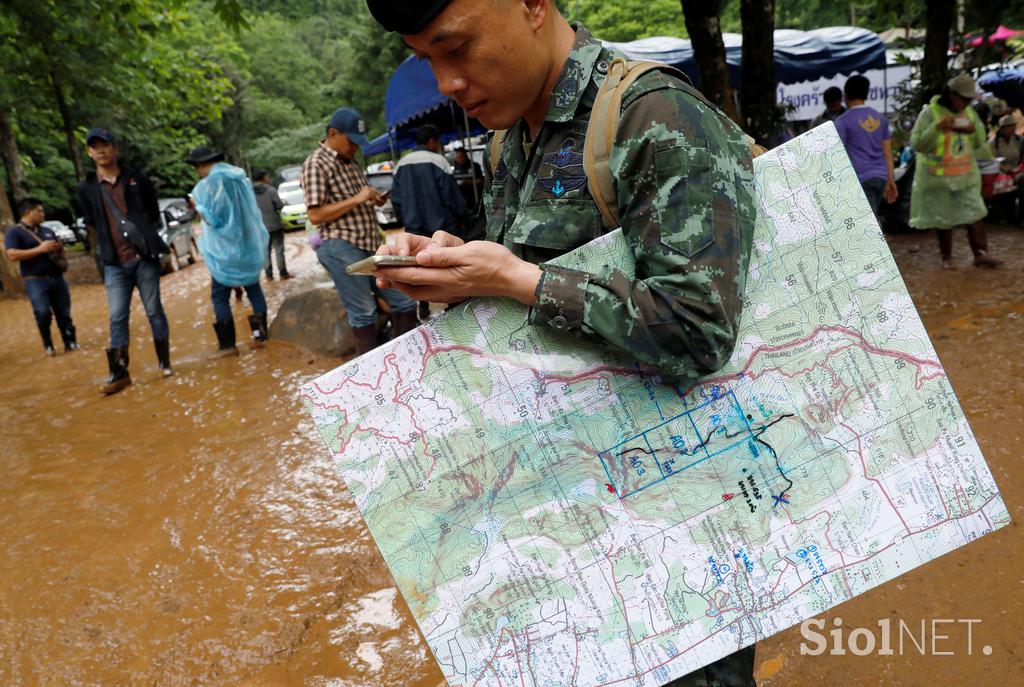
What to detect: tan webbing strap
<box><xmin>583</xmin><ymin>57</ymin><xmax>628</xmax><ymax>229</ymax></box>
<box><xmin>584</xmin><ymin>59</ymin><xmax>694</xmax><ymax>228</ymax></box>
<box><xmin>489</xmin><ymin>129</ymin><xmax>507</xmax><ymax>174</ymax></box>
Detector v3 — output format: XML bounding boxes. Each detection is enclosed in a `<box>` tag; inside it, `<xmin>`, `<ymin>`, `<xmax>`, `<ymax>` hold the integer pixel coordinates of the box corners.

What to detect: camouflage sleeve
<box><xmin>529</xmin><ymin>80</ymin><xmax>756</xmax><ymax>380</ymax></box>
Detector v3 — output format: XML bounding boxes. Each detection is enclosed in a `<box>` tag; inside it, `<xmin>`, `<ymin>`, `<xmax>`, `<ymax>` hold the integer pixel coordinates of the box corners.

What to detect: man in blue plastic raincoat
<box><xmin>188</xmin><ymin>145</ymin><xmax>271</xmax><ymax>355</ymax></box>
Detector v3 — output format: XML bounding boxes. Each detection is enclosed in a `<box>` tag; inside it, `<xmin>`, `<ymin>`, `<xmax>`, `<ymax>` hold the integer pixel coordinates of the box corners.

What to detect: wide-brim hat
<box><xmin>186</xmin><ymin>145</ymin><xmax>225</xmax><ymax>164</ymax></box>
<box><xmin>999</xmin><ymin>114</ymin><xmax>1017</xmax><ymax>128</ymax></box>
<box><xmin>947</xmin><ymin>74</ymin><xmax>980</xmax><ymax>100</ymax></box>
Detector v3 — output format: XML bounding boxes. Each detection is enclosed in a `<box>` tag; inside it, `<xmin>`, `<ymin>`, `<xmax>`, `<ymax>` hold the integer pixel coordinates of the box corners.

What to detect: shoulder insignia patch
<box><xmin>542</xmin><ymin>138</ymin><xmax>584</xmax><ymax>169</ymax></box>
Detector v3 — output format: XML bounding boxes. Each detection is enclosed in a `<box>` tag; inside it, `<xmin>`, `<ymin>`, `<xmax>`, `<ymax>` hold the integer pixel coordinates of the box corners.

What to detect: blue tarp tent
<box><xmin>364</xmin><ymin>55</ymin><xmax>486</xmax><ymax>157</ymax></box>
<box><xmin>979</xmin><ymin>68</ymin><xmax>1024</xmax><ymax>109</ymax></box>
<box><xmin>607</xmin><ymin>26</ymin><xmax>886</xmax><ymax>88</ymax></box>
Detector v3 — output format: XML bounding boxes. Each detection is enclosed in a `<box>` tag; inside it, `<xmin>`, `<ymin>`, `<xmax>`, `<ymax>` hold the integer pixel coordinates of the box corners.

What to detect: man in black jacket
<box><xmin>78</xmin><ymin>127</ymin><xmax>172</xmax><ymax>394</ymax></box>
<box><xmin>391</xmin><ymin>124</ymin><xmax>467</xmax><ymax>238</ymax></box>
<box><xmin>252</xmin><ymin>169</ymin><xmax>290</xmax><ymax>279</ymax></box>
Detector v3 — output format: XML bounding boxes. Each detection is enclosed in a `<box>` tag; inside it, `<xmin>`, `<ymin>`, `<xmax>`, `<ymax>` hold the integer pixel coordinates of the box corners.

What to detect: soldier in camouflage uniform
<box><xmin>367</xmin><ymin>1</ymin><xmax>757</xmax><ymax>684</ymax></box>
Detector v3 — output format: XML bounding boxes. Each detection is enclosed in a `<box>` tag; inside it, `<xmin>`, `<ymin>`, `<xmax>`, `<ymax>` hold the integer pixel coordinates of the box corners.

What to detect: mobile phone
<box><xmin>345</xmin><ymin>254</ymin><xmax>418</xmax><ymax>276</ymax></box>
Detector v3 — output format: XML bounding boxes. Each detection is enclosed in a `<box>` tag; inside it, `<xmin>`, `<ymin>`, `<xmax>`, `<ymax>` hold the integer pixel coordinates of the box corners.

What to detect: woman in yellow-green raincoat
<box><xmin>909</xmin><ymin>74</ymin><xmax>1003</xmax><ymax>269</ymax></box>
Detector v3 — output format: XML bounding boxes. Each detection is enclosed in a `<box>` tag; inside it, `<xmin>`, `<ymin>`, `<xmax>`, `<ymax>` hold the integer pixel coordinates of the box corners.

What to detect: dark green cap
<box><xmin>366</xmin><ymin>0</ymin><xmax>453</xmax><ymax>34</ymax></box>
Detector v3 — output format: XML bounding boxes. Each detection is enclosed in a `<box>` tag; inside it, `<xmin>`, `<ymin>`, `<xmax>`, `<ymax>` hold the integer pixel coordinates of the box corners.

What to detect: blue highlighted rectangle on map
<box><xmin>599</xmin><ymin>389</ymin><xmax>757</xmax><ymax>498</ymax></box>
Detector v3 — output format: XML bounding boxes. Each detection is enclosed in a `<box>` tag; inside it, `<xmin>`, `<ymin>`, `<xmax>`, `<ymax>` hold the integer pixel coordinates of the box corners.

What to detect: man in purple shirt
<box><xmin>834</xmin><ymin>75</ymin><xmax>897</xmax><ymax>217</ymax></box>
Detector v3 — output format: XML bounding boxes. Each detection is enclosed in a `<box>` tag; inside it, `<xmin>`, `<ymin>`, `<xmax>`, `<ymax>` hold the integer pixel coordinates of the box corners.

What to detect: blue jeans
<box><xmin>24</xmin><ymin>276</ymin><xmax>74</xmax><ymax>346</ymax></box>
<box><xmin>315</xmin><ymin>238</ymin><xmax>416</xmax><ymax>328</ymax></box>
<box><xmin>211</xmin><ymin>277</ymin><xmax>267</xmax><ymax>323</ymax></box>
<box><xmin>103</xmin><ymin>259</ymin><xmax>169</xmax><ymax>348</ymax></box>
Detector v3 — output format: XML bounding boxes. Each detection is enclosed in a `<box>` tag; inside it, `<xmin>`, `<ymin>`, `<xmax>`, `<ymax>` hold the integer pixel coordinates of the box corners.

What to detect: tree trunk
<box><xmin>921</xmin><ymin>0</ymin><xmax>956</xmax><ymax>104</ymax></box>
<box><xmin>0</xmin><ymin>108</ymin><xmax>28</xmax><ymax>203</ymax></box>
<box><xmin>0</xmin><ymin>174</ymin><xmax>24</xmax><ymax>296</ymax></box>
<box><xmin>739</xmin><ymin>0</ymin><xmax>776</xmax><ymax>145</ymax></box>
<box><xmin>680</xmin><ymin>0</ymin><xmax>739</xmax><ymax>123</ymax></box>
<box><xmin>50</xmin><ymin>66</ymin><xmax>85</xmax><ymax>181</ymax></box>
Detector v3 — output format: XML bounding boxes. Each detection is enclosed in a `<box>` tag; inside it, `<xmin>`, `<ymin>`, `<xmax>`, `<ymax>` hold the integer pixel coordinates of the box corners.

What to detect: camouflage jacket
<box><xmin>483</xmin><ymin>26</ymin><xmax>756</xmax><ymax>380</ymax></box>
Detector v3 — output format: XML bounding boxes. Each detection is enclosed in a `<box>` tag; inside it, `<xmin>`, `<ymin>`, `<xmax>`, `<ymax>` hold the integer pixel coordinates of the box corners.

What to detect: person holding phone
<box><xmin>3</xmin><ymin>197</ymin><xmax>79</xmax><ymax>356</ymax></box>
<box><xmin>300</xmin><ymin>107</ymin><xmax>419</xmax><ymax>355</ymax></box>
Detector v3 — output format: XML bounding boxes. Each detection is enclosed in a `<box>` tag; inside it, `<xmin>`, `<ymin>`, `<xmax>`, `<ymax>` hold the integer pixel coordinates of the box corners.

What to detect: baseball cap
<box><xmin>327</xmin><ymin>108</ymin><xmax>371</xmax><ymax>151</ymax></box>
<box><xmin>86</xmin><ymin>127</ymin><xmax>116</xmax><ymax>145</ymax></box>
<box><xmin>947</xmin><ymin>74</ymin><xmax>979</xmax><ymax>100</ymax></box>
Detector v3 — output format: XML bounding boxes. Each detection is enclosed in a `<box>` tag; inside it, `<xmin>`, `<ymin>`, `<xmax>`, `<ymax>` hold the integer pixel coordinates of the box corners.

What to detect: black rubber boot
<box><xmin>101</xmin><ymin>347</ymin><xmax>132</xmax><ymax>395</ymax></box>
<box><xmin>37</xmin><ymin>322</ymin><xmax>55</xmax><ymax>356</ymax></box>
<box><xmin>212</xmin><ymin>320</ymin><xmax>239</xmax><ymax>358</ymax></box>
<box><xmin>154</xmin><ymin>337</ymin><xmax>173</xmax><ymax>376</ymax></box>
<box><xmin>247</xmin><ymin>314</ymin><xmax>269</xmax><ymax>347</ymax></box>
<box><xmin>61</xmin><ymin>324</ymin><xmax>79</xmax><ymax>352</ymax></box>
<box><xmin>391</xmin><ymin>309</ymin><xmax>419</xmax><ymax>339</ymax></box>
<box><xmin>352</xmin><ymin>325</ymin><xmax>378</xmax><ymax>356</ymax></box>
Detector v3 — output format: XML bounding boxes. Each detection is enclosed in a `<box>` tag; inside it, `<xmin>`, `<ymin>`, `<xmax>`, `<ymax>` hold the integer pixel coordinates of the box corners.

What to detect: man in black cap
<box><xmin>365</xmin><ymin>1</ymin><xmax>759</xmax><ymax>686</ymax></box>
<box><xmin>78</xmin><ymin>127</ymin><xmax>172</xmax><ymax>394</ymax></box>
<box><xmin>300</xmin><ymin>107</ymin><xmax>419</xmax><ymax>355</ymax></box>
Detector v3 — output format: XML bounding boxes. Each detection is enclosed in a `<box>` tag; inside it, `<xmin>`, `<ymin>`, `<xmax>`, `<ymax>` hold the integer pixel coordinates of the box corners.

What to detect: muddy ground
<box><xmin>0</xmin><ymin>228</ymin><xmax>1021</xmax><ymax>686</ymax></box>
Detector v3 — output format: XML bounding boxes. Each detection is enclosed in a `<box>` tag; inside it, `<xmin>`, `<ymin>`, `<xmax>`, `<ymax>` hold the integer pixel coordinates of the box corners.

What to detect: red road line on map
<box><xmin>606</xmin><ymin>553</ymin><xmax>639</xmax><ymax>677</ymax></box>
<box><xmin>313</xmin><ymin>352</ymin><xmax>399</xmax><ymax>396</ymax></box>
<box><xmin>570</xmin><ymin>628</ymin><xmax>582</xmax><ymax>686</ymax></box>
<box><xmin>419</xmin><ymin>329</ymin><xmax>639</xmax><ymax>386</ymax></box>
<box><xmin>473</xmin><ymin>627</ymin><xmax>515</xmax><ymax>687</ymax></box>
<box><xmin>698</xmin><ymin>325</ymin><xmax>943</xmax><ymax>394</ymax></box>
<box><xmin>823</xmin><ymin>515</ymin><xmax>854</xmax><ymax>598</ymax></box>
<box><xmin>840</xmin><ymin>420</ymin><xmax>912</xmax><ymax>535</ymax></box>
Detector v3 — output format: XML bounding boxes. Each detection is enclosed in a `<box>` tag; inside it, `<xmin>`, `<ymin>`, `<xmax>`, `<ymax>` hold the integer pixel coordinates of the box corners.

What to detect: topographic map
<box><xmin>302</xmin><ymin>125</ymin><xmax>1009</xmax><ymax>686</ymax></box>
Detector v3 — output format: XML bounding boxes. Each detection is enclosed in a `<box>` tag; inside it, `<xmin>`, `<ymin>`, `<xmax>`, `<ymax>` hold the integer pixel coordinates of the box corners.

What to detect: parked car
<box><xmin>275</xmin><ymin>164</ymin><xmax>302</xmax><ymax>184</ymax></box>
<box><xmin>157</xmin><ymin>198</ymin><xmax>199</xmax><ymax>273</ymax></box>
<box><xmin>365</xmin><ymin>165</ymin><xmax>401</xmax><ymax>230</ymax></box>
<box><xmin>41</xmin><ymin>220</ymin><xmax>78</xmax><ymax>245</ymax></box>
<box><xmin>71</xmin><ymin>217</ymin><xmax>90</xmax><ymax>246</ymax></box>
<box><xmin>278</xmin><ymin>180</ymin><xmax>308</xmax><ymax>230</ymax></box>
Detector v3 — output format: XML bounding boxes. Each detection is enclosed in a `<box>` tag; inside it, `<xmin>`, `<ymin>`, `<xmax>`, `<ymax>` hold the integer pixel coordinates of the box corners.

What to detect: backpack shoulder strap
<box><xmin>583</xmin><ymin>58</ymin><xmax>667</xmax><ymax>229</ymax></box>
<box><xmin>489</xmin><ymin>129</ymin><xmax>507</xmax><ymax>174</ymax></box>
<box><xmin>583</xmin><ymin>58</ymin><xmax>764</xmax><ymax>230</ymax></box>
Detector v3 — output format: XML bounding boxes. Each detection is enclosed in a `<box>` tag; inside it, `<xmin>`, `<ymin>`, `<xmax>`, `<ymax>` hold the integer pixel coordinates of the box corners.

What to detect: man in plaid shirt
<box><xmin>301</xmin><ymin>107</ymin><xmax>419</xmax><ymax>355</ymax></box>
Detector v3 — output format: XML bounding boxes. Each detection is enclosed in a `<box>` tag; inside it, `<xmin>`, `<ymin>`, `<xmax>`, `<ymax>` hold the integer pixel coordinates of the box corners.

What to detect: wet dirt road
<box><xmin>0</xmin><ymin>235</ymin><xmax>444</xmax><ymax>686</ymax></box>
<box><xmin>0</xmin><ymin>228</ymin><xmax>1021</xmax><ymax>686</ymax></box>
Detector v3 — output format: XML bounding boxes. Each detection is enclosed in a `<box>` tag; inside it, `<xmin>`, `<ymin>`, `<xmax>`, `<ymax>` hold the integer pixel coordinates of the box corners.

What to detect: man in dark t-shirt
<box><xmin>3</xmin><ymin>197</ymin><xmax>78</xmax><ymax>355</ymax></box>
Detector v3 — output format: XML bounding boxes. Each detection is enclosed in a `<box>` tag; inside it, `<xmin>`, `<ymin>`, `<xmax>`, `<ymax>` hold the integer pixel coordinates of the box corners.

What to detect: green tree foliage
<box><xmin>564</xmin><ymin>0</ymin><xmax>689</xmax><ymax>41</ymax></box>
<box><xmin>3</xmin><ymin>0</ymin><xmax>1022</xmax><ymax>220</ymax></box>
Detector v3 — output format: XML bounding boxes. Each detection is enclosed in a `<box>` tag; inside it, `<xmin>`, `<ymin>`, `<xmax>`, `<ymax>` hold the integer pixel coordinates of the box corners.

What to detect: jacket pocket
<box><xmin>654</xmin><ymin>137</ymin><xmax>715</xmax><ymax>259</ymax></box>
